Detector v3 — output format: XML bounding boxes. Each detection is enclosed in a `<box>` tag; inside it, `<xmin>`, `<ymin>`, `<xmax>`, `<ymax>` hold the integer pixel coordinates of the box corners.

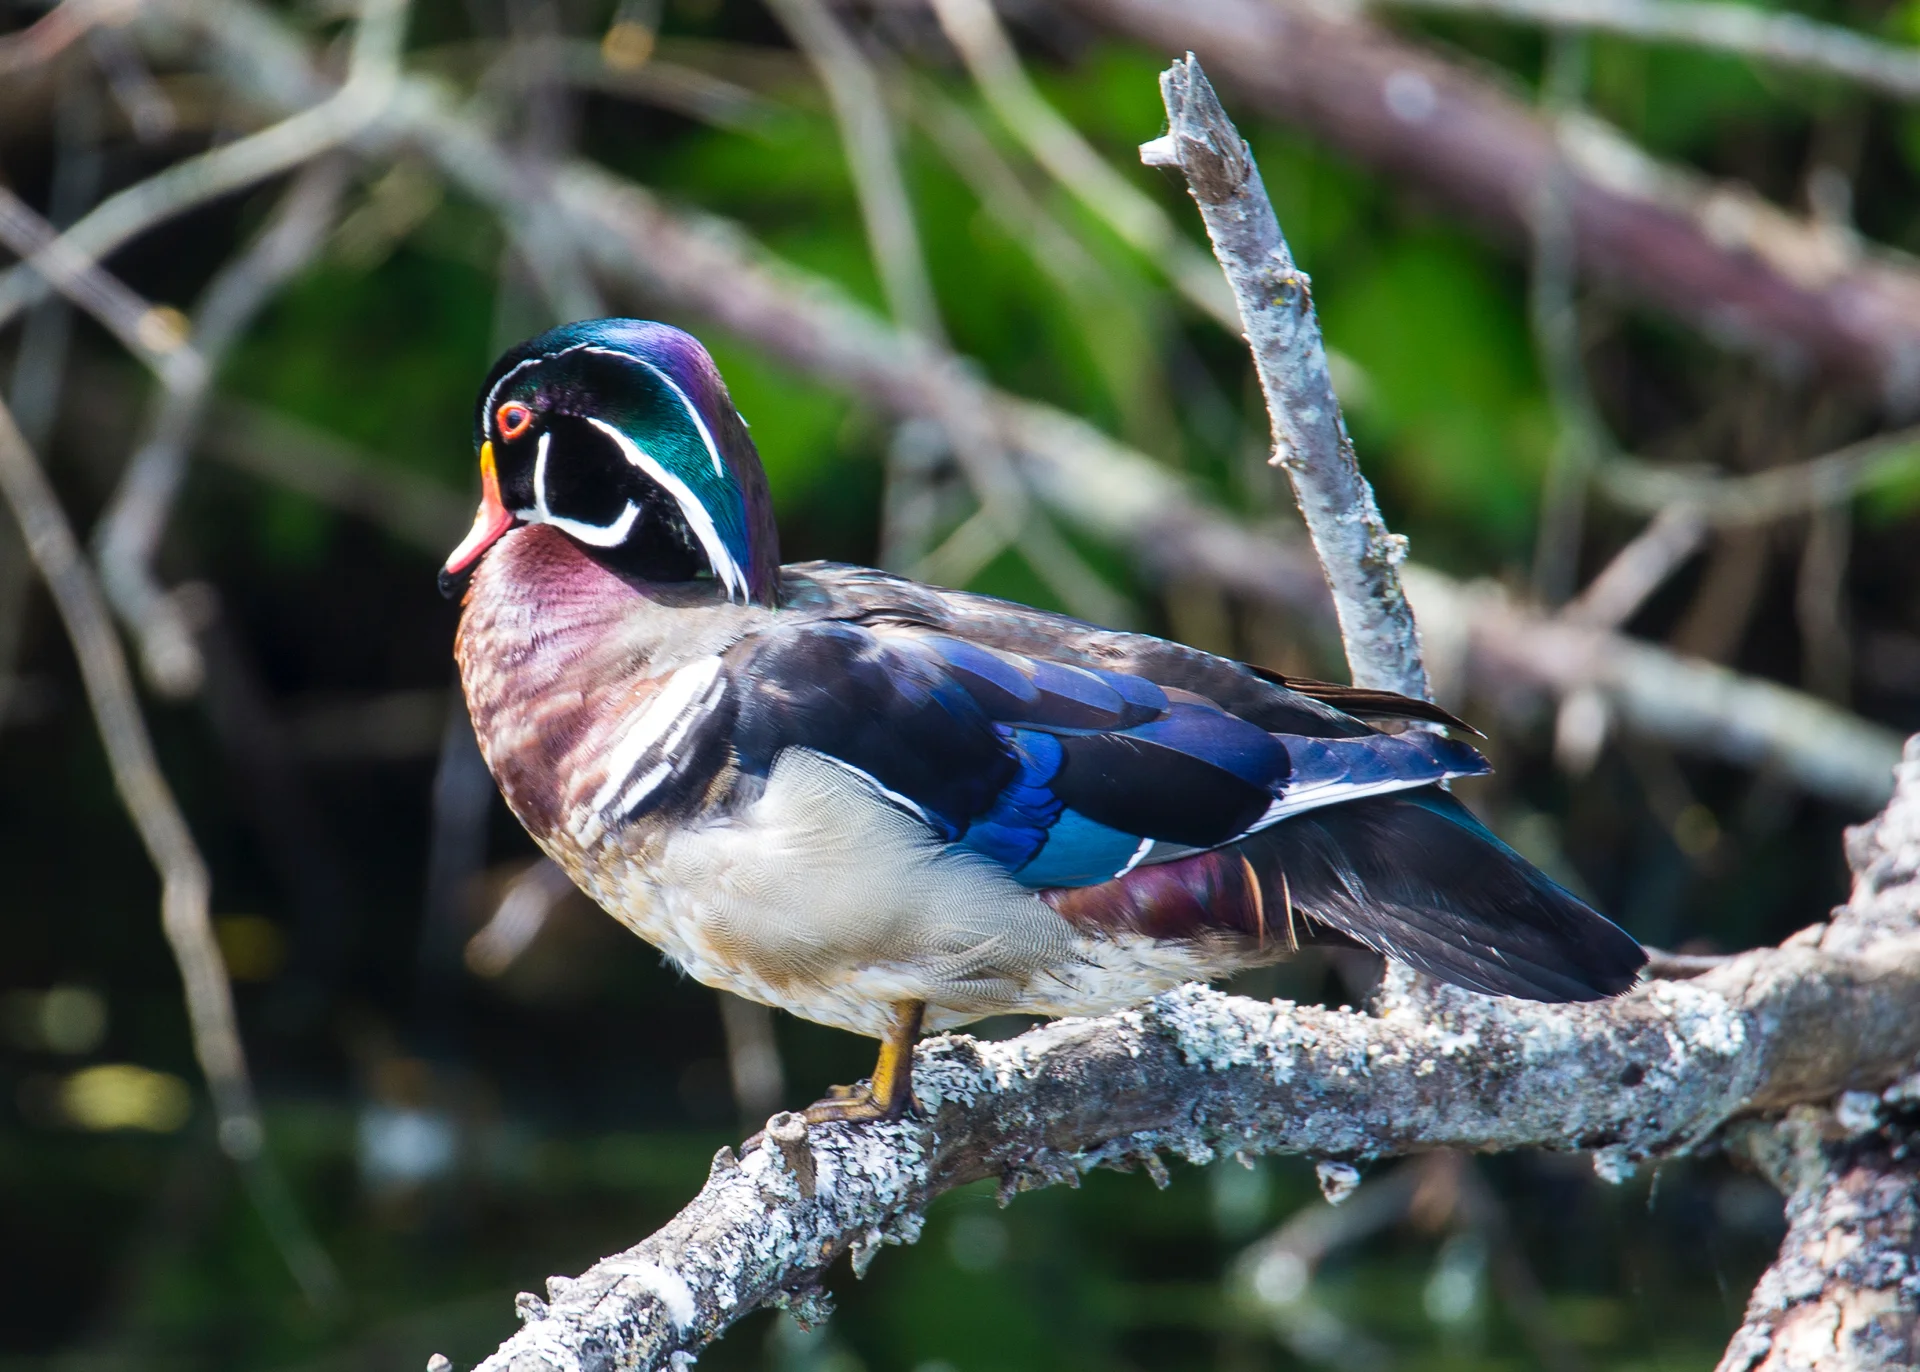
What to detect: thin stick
<box><xmin>0</xmin><ymin>396</ymin><xmax>339</xmax><ymax>1307</ymax></box>
<box><xmin>1528</xmin><ymin>32</ymin><xmax>1606</xmax><ymax>606</ymax></box>
<box><xmin>930</xmin><ymin>0</ymin><xmax>1239</xmax><ymax>331</ymax></box>
<box><xmin>0</xmin><ymin>184</ymin><xmax>204</xmax><ymax>392</ymax></box>
<box><xmin>94</xmin><ymin>159</ymin><xmax>348</xmax><ymax>698</ymax></box>
<box><xmin>1560</xmin><ymin>503</ymin><xmax>1706</xmax><ymax>630</ymax></box>
<box><xmin>1597</xmin><ymin>427</ymin><xmax>1920</xmax><ymax>524</ymax></box>
<box><xmin>1142</xmin><ymin>56</ymin><xmax>1428</xmax><ymax>699</ymax></box>
<box><xmin>0</xmin><ymin>0</ymin><xmax>411</xmax><ymax>334</ymax></box>
<box><xmin>757</xmin><ymin>0</ymin><xmax>1126</xmax><ymax>623</ymax></box>
<box><xmin>767</xmin><ymin>0</ymin><xmax>943</xmax><ymax>341</ymax></box>
<box><xmin>0</xmin><ymin>0</ymin><xmax>135</xmax><ymax>75</ymax></box>
<box><xmin>1376</xmin><ymin>0</ymin><xmax>1920</xmax><ymax>103</ymax></box>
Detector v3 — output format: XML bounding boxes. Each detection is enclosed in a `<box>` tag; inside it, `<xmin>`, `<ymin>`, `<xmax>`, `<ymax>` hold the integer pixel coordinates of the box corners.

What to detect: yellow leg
<box><xmin>802</xmin><ymin>1001</ymin><xmax>925</xmax><ymax>1125</ymax></box>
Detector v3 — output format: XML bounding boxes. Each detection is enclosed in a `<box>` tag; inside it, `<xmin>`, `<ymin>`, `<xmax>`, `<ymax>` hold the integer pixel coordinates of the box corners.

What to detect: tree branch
<box><xmin>1377</xmin><ymin>0</ymin><xmax>1920</xmax><ymax>104</ymax></box>
<box><xmin>1064</xmin><ymin>0</ymin><xmax>1920</xmax><ymax>413</ymax></box>
<box><xmin>1141</xmin><ymin>55</ymin><xmax>1427</xmax><ymax>700</ymax></box>
<box><xmin>0</xmin><ymin>395</ymin><xmax>340</xmax><ymax>1308</ymax></box>
<box><xmin>93</xmin><ymin>158</ymin><xmax>347</xmax><ymax>698</ymax></box>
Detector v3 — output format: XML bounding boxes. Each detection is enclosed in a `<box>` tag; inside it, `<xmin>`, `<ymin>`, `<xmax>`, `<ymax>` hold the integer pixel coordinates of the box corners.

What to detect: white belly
<box><xmin>564</xmin><ymin>747</ymin><xmax>1235</xmax><ymax>1037</ymax></box>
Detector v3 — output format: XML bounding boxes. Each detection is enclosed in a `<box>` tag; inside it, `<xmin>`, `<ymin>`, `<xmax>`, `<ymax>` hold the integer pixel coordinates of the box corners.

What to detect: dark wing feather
<box><xmin>1249</xmin><ymin>667</ymin><xmax>1483</xmax><ymax>736</ymax></box>
<box><xmin>1045</xmin><ymin>787</ymin><xmax>1645</xmax><ymax>1002</ymax></box>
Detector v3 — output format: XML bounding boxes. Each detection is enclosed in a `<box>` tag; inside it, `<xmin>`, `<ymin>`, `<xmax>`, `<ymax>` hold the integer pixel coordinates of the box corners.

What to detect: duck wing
<box><xmin>713</xmin><ymin>615</ymin><xmax>1488</xmax><ymax>888</ymax></box>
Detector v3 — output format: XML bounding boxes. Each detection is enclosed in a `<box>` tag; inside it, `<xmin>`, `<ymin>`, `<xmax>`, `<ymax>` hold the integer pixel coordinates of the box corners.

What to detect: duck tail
<box><xmin>1250</xmin><ymin>788</ymin><xmax>1646</xmax><ymax>1001</ymax></box>
<box><xmin>1043</xmin><ymin>786</ymin><xmax>1646</xmax><ymax>1002</ymax></box>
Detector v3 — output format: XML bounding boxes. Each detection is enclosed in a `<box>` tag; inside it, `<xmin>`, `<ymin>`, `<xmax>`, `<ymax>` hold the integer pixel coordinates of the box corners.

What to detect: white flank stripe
<box><xmin>1253</xmin><ymin>774</ymin><xmax>1438</xmax><ymax>830</ymax></box>
<box><xmin>587</xmin><ymin>657</ymin><xmax>728</xmax><ymax>818</ymax></box>
<box><xmin>1114</xmin><ymin>835</ymin><xmax>1155</xmax><ymax>879</ymax></box>
<box><xmin>806</xmin><ymin>749</ymin><xmax>935</xmax><ymax>827</ymax></box>
<box><xmin>587</xmin><ymin>416</ymin><xmax>747</xmax><ymax>603</ymax></box>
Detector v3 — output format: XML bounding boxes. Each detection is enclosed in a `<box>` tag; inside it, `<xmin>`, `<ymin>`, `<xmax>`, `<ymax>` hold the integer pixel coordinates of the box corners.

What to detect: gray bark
<box><xmin>1140</xmin><ymin>57</ymin><xmax>1426</xmax><ymax>701</ymax></box>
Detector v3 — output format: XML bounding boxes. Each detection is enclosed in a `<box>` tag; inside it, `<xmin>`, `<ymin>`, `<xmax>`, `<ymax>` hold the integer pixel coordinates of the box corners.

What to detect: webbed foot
<box><xmin>743</xmin><ymin>1000</ymin><xmax>925</xmax><ymax>1145</ymax></box>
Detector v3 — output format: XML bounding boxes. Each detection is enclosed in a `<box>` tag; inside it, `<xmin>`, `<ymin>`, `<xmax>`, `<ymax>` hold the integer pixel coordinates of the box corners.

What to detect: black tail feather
<box><xmin>1255</xmin><ymin>788</ymin><xmax>1646</xmax><ymax>1002</ymax></box>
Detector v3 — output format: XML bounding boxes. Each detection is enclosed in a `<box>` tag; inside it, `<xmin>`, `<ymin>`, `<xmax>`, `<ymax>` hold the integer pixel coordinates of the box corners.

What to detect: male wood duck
<box><xmin>443</xmin><ymin>319</ymin><xmax>1646</xmax><ymax>1124</ymax></box>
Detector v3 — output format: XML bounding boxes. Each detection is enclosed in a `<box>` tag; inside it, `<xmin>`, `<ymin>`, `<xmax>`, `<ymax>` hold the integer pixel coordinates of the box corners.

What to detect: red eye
<box><xmin>496</xmin><ymin>403</ymin><xmax>535</xmax><ymax>441</ymax></box>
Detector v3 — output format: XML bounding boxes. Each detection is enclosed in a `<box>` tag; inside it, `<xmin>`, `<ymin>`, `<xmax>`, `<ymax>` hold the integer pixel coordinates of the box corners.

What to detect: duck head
<box><xmin>440</xmin><ymin>319</ymin><xmax>780</xmax><ymax>605</ymax></box>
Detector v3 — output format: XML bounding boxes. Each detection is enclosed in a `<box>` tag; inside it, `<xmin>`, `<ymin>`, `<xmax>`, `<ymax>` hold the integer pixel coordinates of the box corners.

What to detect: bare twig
<box><xmin>88</xmin><ymin>25</ymin><xmax>181</xmax><ymax>144</ymax></box>
<box><xmin>3</xmin><ymin>74</ymin><xmax>103</xmax><ymax>727</ymax></box>
<box><xmin>1795</xmin><ymin>503</ymin><xmax>1851</xmax><ymax>702</ymax></box>
<box><xmin>465</xmin><ymin>858</ymin><xmax>577</xmax><ymax>978</ymax></box>
<box><xmin>0</xmin><ymin>396</ymin><xmax>339</xmax><ymax>1307</ymax></box>
<box><xmin>0</xmin><ymin>183</ymin><xmax>204</xmax><ymax>392</ymax></box>
<box><xmin>717</xmin><ymin>993</ymin><xmax>787</xmax><ymax>1126</ymax></box>
<box><xmin>759</xmin><ymin>12</ymin><xmax>1135</xmax><ymax>625</ymax></box>
<box><xmin>1596</xmin><ymin>427</ymin><xmax>1920</xmax><ymax>524</ymax></box>
<box><xmin>769</xmin><ymin>0</ymin><xmax>943</xmax><ymax>341</ymax></box>
<box><xmin>904</xmin><ymin>73</ymin><xmax>1176</xmax><ymax>448</ymax></box>
<box><xmin>470</xmin><ymin>38</ymin><xmax>777</xmax><ymax>133</ymax></box>
<box><xmin>0</xmin><ymin>0</ymin><xmax>411</xmax><ymax>334</ymax></box>
<box><xmin>1142</xmin><ymin>56</ymin><xmax>1427</xmax><ymax>698</ymax></box>
<box><xmin>93</xmin><ymin>159</ymin><xmax>348</xmax><ymax>698</ymax></box>
<box><xmin>1528</xmin><ymin>32</ymin><xmax>1605</xmax><ymax>606</ymax></box>
<box><xmin>929</xmin><ymin>0</ymin><xmax>1239</xmax><ymax>331</ymax></box>
<box><xmin>1375</xmin><ymin>0</ymin><xmax>1920</xmax><ymax>104</ymax></box>
<box><xmin>0</xmin><ymin>0</ymin><xmax>136</xmax><ymax>75</ymax></box>
<box><xmin>1233</xmin><ymin>1161</ymin><xmax>1423</xmax><ymax>1367</ymax></box>
<box><xmin>1561</xmin><ymin>502</ymin><xmax>1706</xmax><ymax>630</ymax></box>
<box><xmin>1402</xmin><ymin>561</ymin><xmax>1899</xmax><ymax>808</ymax></box>
<box><xmin>1065</xmin><ymin>0</ymin><xmax>1920</xmax><ymax>413</ymax></box>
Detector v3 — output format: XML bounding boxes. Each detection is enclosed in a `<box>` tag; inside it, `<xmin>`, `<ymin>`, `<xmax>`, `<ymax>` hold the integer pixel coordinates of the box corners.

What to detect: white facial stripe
<box><xmin>547</xmin><ymin>503</ymin><xmax>642</xmax><ymax>548</ymax></box>
<box><xmin>482</xmin><ymin>357</ymin><xmax>541</xmax><ymax>436</ymax></box>
<box><xmin>577</xmin><ymin>343</ymin><xmax>727</xmax><ymax>479</ymax></box>
<box><xmin>585</xmin><ymin>416</ymin><xmax>746</xmax><ymax>603</ymax></box>
<box><xmin>533</xmin><ymin>430</ymin><xmax>552</xmax><ymax>517</ymax></box>
<box><xmin>529</xmin><ymin>428</ymin><xmax>642</xmax><ymax>547</ymax></box>
<box><xmin>586</xmin><ymin>657</ymin><xmax>728</xmax><ymax>821</ymax></box>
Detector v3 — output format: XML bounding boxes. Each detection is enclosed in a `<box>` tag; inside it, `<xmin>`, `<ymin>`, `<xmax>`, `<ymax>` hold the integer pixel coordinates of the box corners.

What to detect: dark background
<box><xmin>3</xmin><ymin>0</ymin><xmax>1917</xmax><ymax>1365</ymax></box>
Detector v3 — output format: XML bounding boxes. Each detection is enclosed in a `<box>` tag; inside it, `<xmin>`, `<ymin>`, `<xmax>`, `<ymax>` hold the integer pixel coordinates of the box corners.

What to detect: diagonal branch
<box><xmin>1376</xmin><ymin>0</ymin><xmax>1920</xmax><ymax>104</ymax></box>
<box><xmin>1063</xmin><ymin>0</ymin><xmax>1920</xmax><ymax>413</ymax></box>
<box><xmin>1141</xmin><ymin>55</ymin><xmax>1426</xmax><ymax>700</ymax></box>
<box><xmin>93</xmin><ymin>158</ymin><xmax>348</xmax><ymax>698</ymax></box>
<box><xmin>0</xmin><ymin>183</ymin><xmax>204</xmax><ymax>392</ymax></box>
<box><xmin>927</xmin><ymin>0</ymin><xmax>1240</xmax><ymax>331</ymax></box>
<box><xmin>0</xmin><ymin>396</ymin><xmax>340</xmax><ymax>1308</ymax></box>
<box><xmin>0</xmin><ymin>0</ymin><xmax>410</xmax><ymax>335</ymax></box>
